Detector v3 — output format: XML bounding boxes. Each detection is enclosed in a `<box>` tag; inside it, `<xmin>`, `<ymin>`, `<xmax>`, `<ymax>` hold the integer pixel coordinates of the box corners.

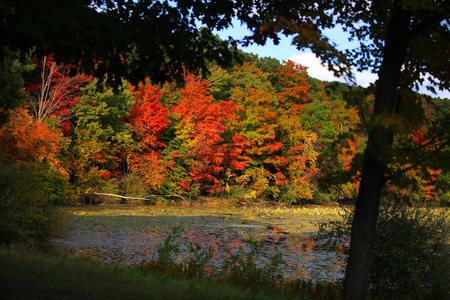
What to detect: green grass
<box><xmin>0</xmin><ymin>247</ymin><xmax>304</xmax><ymax>300</ymax></box>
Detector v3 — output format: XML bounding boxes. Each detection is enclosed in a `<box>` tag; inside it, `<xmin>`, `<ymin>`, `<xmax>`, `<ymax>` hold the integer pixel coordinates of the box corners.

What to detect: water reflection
<box><xmin>55</xmin><ymin>221</ymin><xmax>347</xmax><ymax>283</ymax></box>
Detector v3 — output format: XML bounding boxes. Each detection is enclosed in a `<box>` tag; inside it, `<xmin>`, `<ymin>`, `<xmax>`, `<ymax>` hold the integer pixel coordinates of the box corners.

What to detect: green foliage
<box><xmin>317</xmin><ymin>206</ymin><xmax>450</xmax><ymax>297</ymax></box>
<box><xmin>1</xmin><ymin>247</ymin><xmax>299</xmax><ymax>300</ymax></box>
<box><xmin>311</xmin><ymin>191</ymin><xmax>333</xmax><ymax>205</ymax></box>
<box><xmin>221</xmin><ymin>241</ymin><xmax>286</xmax><ymax>288</ymax></box>
<box><xmin>36</xmin><ymin>161</ymin><xmax>76</xmax><ymax>205</ymax></box>
<box><xmin>0</xmin><ymin>161</ymin><xmax>65</xmax><ymax>249</ymax></box>
<box><xmin>206</xmin><ymin>65</ymin><xmax>233</xmax><ymax>101</ymax></box>
<box><xmin>73</xmin><ymin>80</ymin><xmax>135</xmax><ymax>150</ymax></box>
<box><xmin>2</xmin><ymin>1</ymin><xmax>239</xmax><ymax>87</ymax></box>
<box><xmin>0</xmin><ymin>49</ymin><xmax>35</xmax><ymax>116</ymax></box>
<box><xmin>371</xmin><ymin>207</ymin><xmax>449</xmax><ymax>298</ymax></box>
<box><xmin>156</xmin><ymin>226</ymin><xmax>183</xmax><ymax>267</ymax></box>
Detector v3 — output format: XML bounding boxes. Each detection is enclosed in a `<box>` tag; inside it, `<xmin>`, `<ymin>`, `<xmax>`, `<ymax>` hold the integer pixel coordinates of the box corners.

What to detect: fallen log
<box><xmin>90</xmin><ymin>192</ymin><xmax>190</xmax><ymax>204</ymax></box>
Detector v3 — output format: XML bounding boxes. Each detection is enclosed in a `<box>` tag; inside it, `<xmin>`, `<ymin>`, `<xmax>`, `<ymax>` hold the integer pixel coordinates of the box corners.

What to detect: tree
<box><xmin>228</xmin><ymin>63</ymin><xmax>285</xmax><ymax>200</ymax></box>
<box><xmin>0</xmin><ymin>106</ymin><xmax>63</xmax><ymax>167</ymax></box>
<box><xmin>274</xmin><ymin>61</ymin><xmax>319</xmax><ymax>202</ymax></box>
<box><xmin>26</xmin><ymin>55</ymin><xmax>91</xmax><ymax>124</ymax></box>
<box><xmin>129</xmin><ymin>83</ymin><xmax>169</xmax><ymax>150</ymax></box>
<box><xmin>1</xmin><ymin>0</ymin><xmax>238</xmax><ymax>86</ymax></box>
<box><xmin>70</xmin><ymin>80</ymin><xmax>134</xmax><ymax>193</ymax></box>
<box><xmin>227</xmin><ymin>0</ymin><xmax>450</xmax><ymax>298</ymax></box>
<box><xmin>170</xmin><ymin>73</ymin><xmax>233</xmax><ymax>193</ymax></box>
<box><xmin>128</xmin><ymin>82</ymin><xmax>170</xmax><ymax>193</ymax></box>
<box><xmin>0</xmin><ymin>106</ymin><xmax>74</xmax><ymax>204</ymax></box>
<box><xmin>5</xmin><ymin>1</ymin><xmax>448</xmax><ymax>297</ymax></box>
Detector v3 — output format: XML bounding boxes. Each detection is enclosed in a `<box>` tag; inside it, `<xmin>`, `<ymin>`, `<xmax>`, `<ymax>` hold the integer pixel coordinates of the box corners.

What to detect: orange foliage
<box><xmin>275</xmin><ymin>60</ymin><xmax>312</xmax><ymax>106</ymax></box>
<box><xmin>0</xmin><ymin>107</ymin><xmax>61</xmax><ymax>161</ymax></box>
<box><xmin>173</xmin><ymin>74</ymin><xmax>227</xmax><ymax>145</ymax></box>
<box><xmin>339</xmin><ymin>139</ymin><xmax>358</xmax><ymax>172</ymax></box>
<box><xmin>0</xmin><ymin>106</ymin><xmax>67</xmax><ymax>177</ymax></box>
<box><xmin>131</xmin><ymin>151</ymin><xmax>166</xmax><ymax>192</ymax></box>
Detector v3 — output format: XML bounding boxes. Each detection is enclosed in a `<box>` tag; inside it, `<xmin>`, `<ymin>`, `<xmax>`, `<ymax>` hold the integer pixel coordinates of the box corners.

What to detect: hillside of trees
<box><xmin>1</xmin><ymin>50</ymin><xmax>448</xmax><ymax>206</ymax></box>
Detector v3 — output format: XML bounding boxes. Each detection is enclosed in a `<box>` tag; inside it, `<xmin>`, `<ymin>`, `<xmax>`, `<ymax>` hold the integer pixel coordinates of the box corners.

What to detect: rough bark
<box><xmin>343</xmin><ymin>4</ymin><xmax>412</xmax><ymax>300</ymax></box>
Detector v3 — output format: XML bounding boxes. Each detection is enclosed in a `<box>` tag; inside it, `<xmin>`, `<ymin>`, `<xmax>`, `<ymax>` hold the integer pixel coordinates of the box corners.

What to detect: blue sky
<box><xmin>214</xmin><ymin>20</ymin><xmax>450</xmax><ymax>99</ymax></box>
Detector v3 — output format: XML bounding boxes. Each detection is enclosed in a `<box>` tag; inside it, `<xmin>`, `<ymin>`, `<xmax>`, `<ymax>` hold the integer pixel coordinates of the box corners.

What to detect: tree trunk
<box><xmin>343</xmin><ymin>4</ymin><xmax>411</xmax><ymax>300</ymax></box>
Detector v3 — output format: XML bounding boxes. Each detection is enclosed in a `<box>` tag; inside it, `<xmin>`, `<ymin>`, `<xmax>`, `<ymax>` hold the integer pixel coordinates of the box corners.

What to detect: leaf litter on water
<box><xmin>55</xmin><ymin>205</ymin><xmax>347</xmax><ymax>283</ymax></box>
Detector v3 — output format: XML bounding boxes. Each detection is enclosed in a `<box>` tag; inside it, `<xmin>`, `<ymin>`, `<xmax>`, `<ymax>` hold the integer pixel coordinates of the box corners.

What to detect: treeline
<box><xmin>1</xmin><ymin>51</ymin><xmax>448</xmax><ymax>206</ymax></box>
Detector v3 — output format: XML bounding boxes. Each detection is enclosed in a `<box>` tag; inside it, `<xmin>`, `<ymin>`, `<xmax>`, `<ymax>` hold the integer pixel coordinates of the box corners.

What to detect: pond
<box><xmin>53</xmin><ymin>205</ymin><xmax>348</xmax><ymax>283</ymax></box>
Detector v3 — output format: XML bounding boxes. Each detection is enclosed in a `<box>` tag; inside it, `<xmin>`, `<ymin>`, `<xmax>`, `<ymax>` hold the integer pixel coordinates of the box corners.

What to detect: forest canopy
<box><xmin>2</xmin><ymin>2</ymin><xmax>450</xmax><ymax>299</ymax></box>
<box><xmin>0</xmin><ymin>53</ymin><xmax>447</xmax><ymax>206</ymax></box>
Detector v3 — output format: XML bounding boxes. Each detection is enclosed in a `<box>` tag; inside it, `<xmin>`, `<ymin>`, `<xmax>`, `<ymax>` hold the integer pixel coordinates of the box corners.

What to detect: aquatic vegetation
<box><xmin>55</xmin><ymin>205</ymin><xmax>347</xmax><ymax>283</ymax></box>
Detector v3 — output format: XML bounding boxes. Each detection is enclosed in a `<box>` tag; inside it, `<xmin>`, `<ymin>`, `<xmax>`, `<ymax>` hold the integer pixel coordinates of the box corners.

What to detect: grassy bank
<box><xmin>0</xmin><ymin>247</ymin><xmax>306</xmax><ymax>300</ymax></box>
<box><xmin>1</xmin><ymin>205</ymin><xmax>345</xmax><ymax>299</ymax></box>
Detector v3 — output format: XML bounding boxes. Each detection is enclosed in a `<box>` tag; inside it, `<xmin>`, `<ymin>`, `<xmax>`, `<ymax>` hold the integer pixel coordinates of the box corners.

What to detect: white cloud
<box><xmin>289</xmin><ymin>52</ymin><xmax>377</xmax><ymax>88</ymax></box>
<box><xmin>416</xmin><ymin>75</ymin><xmax>450</xmax><ymax>99</ymax></box>
<box><xmin>289</xmin><ymin>52</ymin><xmax>450</xmax><ymax>99</ymax></box>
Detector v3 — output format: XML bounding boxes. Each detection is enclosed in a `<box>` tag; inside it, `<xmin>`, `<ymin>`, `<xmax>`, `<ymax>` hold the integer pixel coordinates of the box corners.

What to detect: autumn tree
<box><xmin>25</xmin><ymin>55</ymin><xmax>92</xmax><ymax>134</ymax></box>
<box><xmin>273</xmin><ymin>61</ymin><xmax>318</xmax><ymax>202</ymax></box>
<box><xmin>0</xmin><ymin>106</ymin><xmax>75</xmax><ymax>203</ymax></box>
<box><xmin>0</xmin><ymin>107</ymin><xmax>62</xmax><ymax>166</ymax></box>
<box><xmin>70</xmin><ymin>80</ymin><xmax>134</xmax><ymax>195</ymax></box>
<box><xmin>168</xmin><ymin>73</ymin><xmax>235</xmax><ymax>194</ymax></box>
<box><xmin>128</xmin><ymin>83</ymin><xmax>170</xmax><ymax>192</ymax></box>
<box><xmin>229</xmin><ymin>1</ymin><xmax>450</xmax><ymax>298</ymax></box>
<box><xmin>227</xmin><ymin>63</ymin><xmax>285</xmax><ymax>200</ymax></box>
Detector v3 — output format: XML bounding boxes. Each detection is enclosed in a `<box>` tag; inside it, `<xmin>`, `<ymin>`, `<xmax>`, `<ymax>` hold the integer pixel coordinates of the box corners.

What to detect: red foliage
<box><xmin>25</xmin><ymin>55</ymin><xmax>92</xmax><ymax>133</ymax></box>
<box><xmin>102</xmin><ymin>171</ymin><xmax>111</xmax><ymax>180</ymax></box>
<box><xmin>171</xmin><ymin>74</ymin><xmax>237</xmax><ymax>192</ymax></box>
<box><xmin>225</xmin><ymin>133</ymin><xmax>253</xmax><ymax>171</ymax></box>
<box><xmin>275</xmin><ymin>60</ymin><xmax>313</xmax><ymax>106</ymax></box>
<box><xmin>129</xmin><ymin>83</ymin><xmax>170</xmax><ymax>149</ymax></box>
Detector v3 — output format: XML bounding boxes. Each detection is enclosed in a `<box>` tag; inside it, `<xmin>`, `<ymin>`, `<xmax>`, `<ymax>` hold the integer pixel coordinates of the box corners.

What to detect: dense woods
<box><xmin>2</xmin><ymin>1</ymin><xmax>450</xmax><ymax>298</ymax></box>
<box><xmin>1</xmin><ymin>53</ymin><xmax>448</xmax><ymax>207</ymax></box>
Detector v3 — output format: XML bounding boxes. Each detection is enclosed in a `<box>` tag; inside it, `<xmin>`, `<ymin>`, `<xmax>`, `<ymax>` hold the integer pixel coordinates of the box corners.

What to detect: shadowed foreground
<box><xmin>0</xmin><ymin>248</ymin><xmax>300</xmax><ymax>300</ymax></box>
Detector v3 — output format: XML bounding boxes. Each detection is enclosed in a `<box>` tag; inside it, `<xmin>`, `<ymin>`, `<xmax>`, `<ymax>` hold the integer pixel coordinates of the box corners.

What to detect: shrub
<box><xmin>0</xmin><ymin>161</ymin><xmax>65</xmax><ymax>249</ymax></box>
<box><xmin>312</xmin><ymin>191</ymin><xmax>333</xmax><ymax>205</ymax></box>
<box><xmin>88</xmin><ymin>172</ymin><xmax>149</xmax><ymax>204</ymax></box>
<box><xmin>221</xmin><ymin>241</ymin><xmax>286</xmax><ymax>289</ymax></box>
<box><xmin>317</xmin><ymin>205</ymin><xmax>449</xmax><ymax>297</ymax></box>
<box><xmin>371</xmin><ymin>207</ymin><xmax>449</xmax><ymax>298</ymax></box>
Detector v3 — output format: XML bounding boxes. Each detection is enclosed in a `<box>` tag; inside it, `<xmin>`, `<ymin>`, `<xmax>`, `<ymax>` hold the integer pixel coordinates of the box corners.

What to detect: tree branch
<box><xmin>385</xmin><ymin>139</ymin><xmax>450</xmax><ymax>182</ymax></box>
